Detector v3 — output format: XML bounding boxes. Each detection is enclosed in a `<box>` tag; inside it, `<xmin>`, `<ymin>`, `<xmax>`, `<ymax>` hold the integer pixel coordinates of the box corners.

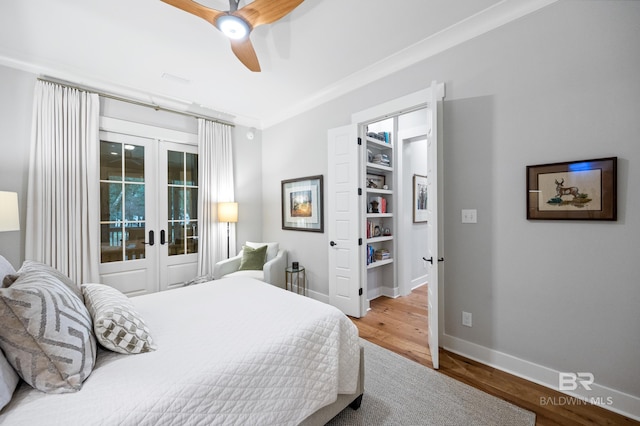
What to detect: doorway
<box><xmin>98</xmin><ymin>131</ymin><xmax>199</xmax><ymax>296</ymax></box>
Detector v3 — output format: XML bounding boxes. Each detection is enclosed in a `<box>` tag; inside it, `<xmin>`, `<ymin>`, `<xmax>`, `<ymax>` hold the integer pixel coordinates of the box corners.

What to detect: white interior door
<box><xmin>426</xmin><ymin>80</ymin><xmax>443</xmax><ymax>369</ymax></box>
<box><xmin>327</xmin><ymin>125</ymin><xmax>362</xmax><ymax>317</ymax></box>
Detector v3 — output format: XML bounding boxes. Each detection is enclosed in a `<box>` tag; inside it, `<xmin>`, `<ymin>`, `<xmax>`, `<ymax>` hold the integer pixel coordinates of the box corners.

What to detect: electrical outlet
<box><xmin>462</xmin><ymin>311</ymin><xmax>472</xmax><ymax>327</ymax></box>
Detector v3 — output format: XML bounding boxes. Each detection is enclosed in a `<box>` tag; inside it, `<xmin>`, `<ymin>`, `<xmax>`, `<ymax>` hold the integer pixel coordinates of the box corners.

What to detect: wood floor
<box><xmin>350</xmin><ymin>286</ymin><xmax>638</xmax><ymax>426</ymax></box>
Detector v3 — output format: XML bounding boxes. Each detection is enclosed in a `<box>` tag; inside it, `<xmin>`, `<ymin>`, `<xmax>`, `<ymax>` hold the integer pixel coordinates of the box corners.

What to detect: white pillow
<box><xmin>0</xmin><ymin>349</ymin><xmax>19</xmax><ymax>411</ymax></box>
<box><xmin>0</xmin><ymin>255</ymin><xmax>15</xmax><ymax>284</ymax></box>
<box><xmin>82</xmin><ymin>283</ymin><xmax>157</xmax><ymax>354</ymax></box>
<box><xmin>245</xmin><ymin>242</ymin><xmax>279</xmax><ymax>262</ymax></box>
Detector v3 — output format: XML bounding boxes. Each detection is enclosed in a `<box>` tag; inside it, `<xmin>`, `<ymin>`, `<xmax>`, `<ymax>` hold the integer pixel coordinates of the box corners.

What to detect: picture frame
<box><xmin>526</xmin><ymin>157</ymin><xmax>617</xmax><ymax>220</ymax></box>
<box><xmin>413</xmin><ymin>174</ymin><xmax>428</xmax><ymax>223</ymax></box>
<box><xmin>281</xmin><ymin>175</ymin><xmax>324</xmax><ymax>232</ymax></box>
<box><xmin>366</xmin><ymin>173</ymin><xmax>386</xmax><ymax>189</ymax></box>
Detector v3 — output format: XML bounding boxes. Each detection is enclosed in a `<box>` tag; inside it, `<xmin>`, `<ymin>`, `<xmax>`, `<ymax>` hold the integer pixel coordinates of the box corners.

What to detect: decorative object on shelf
<box><xmin>369</xmin><ymin>196</ymin><xmax>386</xmax><ymax>214</ymax></box>
<box><xmin>374</xmin><ymin>248</ymin><xmax>390</xmax><ymax>261</ymax></box>
<box><xmin>527</xmin><ymin>157</ymin><xmax>617</xmax><ymax>220</ymax></box>
<box><xmin>413</xmin><ymin>174</ymin><xmax>428</xmax><ymax>223</ymax></box>
<box><xmin>383</xmin><ymin>228</ymin><xmax>391</xmax><ymax>236</ymax></box>
<box><xmin>292</xmin><ymin>261</ymin><xmax>299</xmax><ymax>270</ymax></box>
<box><xmin>281</xmin><ymin>175</ymin><xmax>324</xmax><ymax>232</ymax></box>
<box><xmin>218</xmin><ymin>201</ymin><xmax>238</xmax><ymax>258</ymax></box>
<box><xmin>374</xmin><ymin>225</ymin><xmax>381</xmax><ymax>237</ymax></box>
<box><xmin>0</xmin><ymin>191</ymin><xmax>20</xmax><ymax>232</ymax></box>
<box><xmin>366</xmin><ymin>173</ymin><xmax>385</xmax><ymax>189</ymax></box>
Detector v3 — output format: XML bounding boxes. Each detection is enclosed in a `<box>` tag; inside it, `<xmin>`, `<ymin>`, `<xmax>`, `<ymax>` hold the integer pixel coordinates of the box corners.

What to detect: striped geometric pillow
<box><xmin>82</xmin><ymin>284</ymin><xmax>157</xmax><ymax>354</ymax></box>
<box><xmin>0</xmin><ymin>270</ymin><xmax>96</xmax><ymax>393</ymax></box>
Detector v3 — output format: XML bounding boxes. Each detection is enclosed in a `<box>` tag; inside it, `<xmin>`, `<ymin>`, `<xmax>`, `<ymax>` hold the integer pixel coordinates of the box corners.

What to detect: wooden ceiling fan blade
<box><xmin>230</xmin><ymin>38</ymin><xmax>261</xmax><ymax>72</ymax></box>
<box><xmin>236</xmin><ymin>0</ymin><xmax>304</xmax><ymax>28</ymax></box>
<box><xmin>161</xmin><ymin>0</ymin><xmax>223</xmax><ymax>25</ymax></box>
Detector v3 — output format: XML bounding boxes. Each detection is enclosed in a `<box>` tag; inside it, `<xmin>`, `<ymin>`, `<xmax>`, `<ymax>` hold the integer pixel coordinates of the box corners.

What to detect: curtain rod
<box><xmin>37</xmin><ymin>76</ymin><xmax>235</xmax><ymax>128</ymax></box>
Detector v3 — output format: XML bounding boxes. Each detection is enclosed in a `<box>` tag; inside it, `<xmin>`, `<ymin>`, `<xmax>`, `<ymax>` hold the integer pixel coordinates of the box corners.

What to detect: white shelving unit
<box><xmin>363</xmin><ymin>122</ymin><xmax>395</xmax><ymax>296</ymax></box>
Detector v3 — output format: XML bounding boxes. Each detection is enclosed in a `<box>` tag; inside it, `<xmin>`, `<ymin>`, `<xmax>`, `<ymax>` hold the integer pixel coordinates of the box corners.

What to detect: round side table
<box><xmin>285</xmin><ymin>266</ymin><xmax>306</xmax><ymax>296</ymax></box>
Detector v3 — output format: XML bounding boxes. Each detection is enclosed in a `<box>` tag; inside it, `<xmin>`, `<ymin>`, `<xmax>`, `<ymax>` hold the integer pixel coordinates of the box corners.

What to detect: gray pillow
<box><xmin>0</xmin><ymin>269</ymin><xmax>96</xmax><ymax>393</ymax></box>
<box><xmin>2</xmin><ymin>260</ymin><xmax>82</xmax><ymax>300</ymax></box>
<box><xmin>82</xmin><ymin>283</ymin><xmax>157</xmax><ymax>354</ymax></box>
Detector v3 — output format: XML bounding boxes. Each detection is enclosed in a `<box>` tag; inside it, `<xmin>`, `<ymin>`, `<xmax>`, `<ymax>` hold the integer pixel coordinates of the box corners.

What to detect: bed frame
<box><xmin>300</xmin><ymin>345</ymin><xmax>364</xmax><ymax>425</ymax></box>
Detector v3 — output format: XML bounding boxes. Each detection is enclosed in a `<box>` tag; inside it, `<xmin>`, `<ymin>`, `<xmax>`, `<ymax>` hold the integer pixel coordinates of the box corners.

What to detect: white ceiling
<box><xmin>0</xmin><ymin>0</ymin><xmax>555</xmax><ymax>128</ymax></box>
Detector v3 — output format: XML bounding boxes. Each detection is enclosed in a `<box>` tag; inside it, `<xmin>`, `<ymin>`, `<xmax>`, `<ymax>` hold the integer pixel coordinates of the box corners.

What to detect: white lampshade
<box><xmin>0</xmin><ymin>191</ymin><xmax>20</xmax><ymax>232</ymax></box>
<box><xmin>218</xmin><ymin>202</ymin><xmax>238</xmax><ymax>223</ymax></box>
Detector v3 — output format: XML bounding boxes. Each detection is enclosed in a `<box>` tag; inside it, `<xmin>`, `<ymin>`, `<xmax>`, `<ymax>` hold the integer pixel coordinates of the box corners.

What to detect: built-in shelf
<box><xmin>367</xmin><ymin>213</ymin><xmax>393</xmax><ymax>219</ymax></box>
<box><xmin>366</xmin><ymin>137</ymin><xmax>393</xmax><ymax>149</ymax></box>
<box><xmin>366</xmin><ymin>188</ymin><xmax>393</xmax><ymax>195</ymax></box>
<box><xmin>367</xmin><ymin>258</ymin><xmax>394</xmax><ymax>269</ymax></box>
<box><xmin>366</xmin><ymin>162</ymin><xmax>393</xmax><ymax>173</ymax></box>
<box><xmin>367</xmin><ymin>236</ymin><xmax>393</xmax><ymax>243</ymax></box>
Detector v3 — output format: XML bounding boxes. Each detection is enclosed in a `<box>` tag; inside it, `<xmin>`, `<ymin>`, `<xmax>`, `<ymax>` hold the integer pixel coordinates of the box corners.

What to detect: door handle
<box><xmin>160</xmin><ymin>230</ymin><xmax>166</xmax><ymax>245</ymax></box>
<box><xmin>330</xmin><ymin>241</ymin><xmax>337</xmax><ymax>247</ymax></box>
<box><xmin>144</xmin><ymin>230</ymin><xmax>155</xmax><ymax>246</ymax></box>
<box><xmin>423</xmin><ymin>256</ymin><xmax>444</xmax><ymax>264</ymax></box>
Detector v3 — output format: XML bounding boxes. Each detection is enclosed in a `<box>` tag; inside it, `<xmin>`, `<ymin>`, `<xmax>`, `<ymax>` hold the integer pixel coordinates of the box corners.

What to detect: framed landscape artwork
<box><xmin>526</xmin><ymin>157</ymin><xmax>617</xmax><ymax>220</ymax></box>
<box><xmin>413</xmin><ymin>174</ymin><xmax>428</xmax><ymax>223</ymax></box>
<box><xmin>281</xmin><ymin>175</ymin><xmax>324</xmax><ymax>232</ymax></box>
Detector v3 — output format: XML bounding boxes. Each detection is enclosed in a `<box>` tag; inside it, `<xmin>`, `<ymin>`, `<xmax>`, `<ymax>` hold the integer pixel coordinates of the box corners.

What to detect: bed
<box><xmin>0</xmin><ymin>257</ymin><xmax>364</xmax><ymax>425</ymax></box>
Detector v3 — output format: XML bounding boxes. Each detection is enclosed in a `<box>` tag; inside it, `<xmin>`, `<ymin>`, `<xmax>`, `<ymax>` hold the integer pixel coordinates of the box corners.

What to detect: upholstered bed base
<box><xmin>300</xmin><ymin>345</ymin><xmax>365</xmax><ymax>425</ymax></box>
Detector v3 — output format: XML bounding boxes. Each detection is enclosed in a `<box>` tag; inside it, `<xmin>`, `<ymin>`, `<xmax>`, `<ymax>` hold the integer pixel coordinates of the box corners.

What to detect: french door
<box><xmin>98</xmin><ymin>132</ymin><xmax>198</xmax><ymax>296</ymax></box>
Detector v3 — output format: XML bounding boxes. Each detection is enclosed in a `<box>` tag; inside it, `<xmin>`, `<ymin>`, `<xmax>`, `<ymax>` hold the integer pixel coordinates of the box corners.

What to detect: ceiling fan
<box><xmin>161</xmin><ymin>0</ymin><xmax>304</xmax><ymax>72</ymax></box>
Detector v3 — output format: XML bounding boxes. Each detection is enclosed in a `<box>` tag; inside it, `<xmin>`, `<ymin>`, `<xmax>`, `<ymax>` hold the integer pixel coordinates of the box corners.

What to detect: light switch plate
<box><xmin>461</xmin><ymin>209</ymin><xmax>477</xmax><ymax>223</ymax></box>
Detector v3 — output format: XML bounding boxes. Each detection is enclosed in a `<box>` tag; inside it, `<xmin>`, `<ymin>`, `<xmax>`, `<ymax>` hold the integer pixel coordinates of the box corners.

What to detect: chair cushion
<box><xmin>238</xmin><ymin>245</ymin><xmax>268</xmax><ymax>271</ymax></box>
<box><xmin>245</xmin><ymin>241</ymin><xmax>279</xmax><ymax>262</ymax></box>
<box><xmin>0</xmin><ymin>269</ymin><xmax>96</xmax><ymax>393</ymax></box>
<box><xmin>224</xmin><ymin>270</ymin><xmax>264</xmax><ymax>280</ymax></box>
<box><xmin>82</xmin><ymin>283</ymin><xmax>157</xmax><ymax>355</ymax></box>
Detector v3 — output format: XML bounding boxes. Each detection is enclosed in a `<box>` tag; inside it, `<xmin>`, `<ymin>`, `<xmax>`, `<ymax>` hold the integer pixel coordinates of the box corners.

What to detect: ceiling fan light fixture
<box><xmin>216</xmin><ymin>14</ymin><xmax>250</xmax><ymax>40</ymax></box>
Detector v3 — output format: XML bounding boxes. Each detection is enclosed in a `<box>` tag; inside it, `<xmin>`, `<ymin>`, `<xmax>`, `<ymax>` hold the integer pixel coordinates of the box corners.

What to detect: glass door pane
<box><xmin>100</xmin><ymin>140</ymin><xmax>146</xmax><ymax>263</ymax></box>
<box><xmin>167</xmin><ymin>150</ymin><xmax>198</xmax><ymax>256</ymax></box>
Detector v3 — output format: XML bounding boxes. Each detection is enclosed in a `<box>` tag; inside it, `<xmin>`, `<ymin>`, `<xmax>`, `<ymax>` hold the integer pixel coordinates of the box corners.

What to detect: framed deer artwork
<box><xmin>526</xmin><ymin>157</ymin><xmax>617</xmax><ymax>220</ymax></box>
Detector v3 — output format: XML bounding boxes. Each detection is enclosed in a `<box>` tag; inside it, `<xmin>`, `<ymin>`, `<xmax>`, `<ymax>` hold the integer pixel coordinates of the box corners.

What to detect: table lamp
<box><xmin>0</xmin><ymin>191</ymin><xmax>20</xmax><ymax>232</ymax></box>
<box><xmin>218</xmin><ymin>202</ymin><xmax>238</xmax><ymax>258</ymax></box>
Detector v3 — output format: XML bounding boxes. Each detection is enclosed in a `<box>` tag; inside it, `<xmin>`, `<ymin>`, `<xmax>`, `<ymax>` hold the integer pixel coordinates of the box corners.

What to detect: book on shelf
<box><xmin>374</xmin><ymin>248</ymin><xmax>391</xmax><ymax>261</ymax></box>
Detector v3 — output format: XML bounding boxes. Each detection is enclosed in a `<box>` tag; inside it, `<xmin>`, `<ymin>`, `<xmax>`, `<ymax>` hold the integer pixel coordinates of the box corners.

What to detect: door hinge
<box><xmin>357</xmin><ymin>137</ymin><xmax>362</xmax><ymax>145</ymax></box>
<box><xmin>358</xmin><ymin>238</ymin><xmax>363</xmax><ymax>245</ymax></box>
<box><xmin>359</xmin><ymin>288</ymin><xmax>363</xmax><ymax>296</ymax></box>
<box><xmin>358</xmin><ymin>188</ymin><xmax>362</xmax><ymax>196</ymax></box>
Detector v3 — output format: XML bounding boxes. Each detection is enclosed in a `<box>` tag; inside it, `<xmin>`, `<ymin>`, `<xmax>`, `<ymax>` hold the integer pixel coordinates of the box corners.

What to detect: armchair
<box><xmin>213</xmin><ymin>242</ymin><xmax>287</xmax><ymax>288</ymax></box>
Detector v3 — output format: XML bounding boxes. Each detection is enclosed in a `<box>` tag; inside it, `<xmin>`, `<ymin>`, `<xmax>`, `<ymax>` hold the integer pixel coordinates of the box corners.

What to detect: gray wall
<box><xmin>0</xmin><ymin>66</ymin><xmax>34</xmax><ymax>268</ymax></box>
<box><xmin>262</xmin><ymin>1</ymin><xmax>640</xmax><ymax>398</ymax></box>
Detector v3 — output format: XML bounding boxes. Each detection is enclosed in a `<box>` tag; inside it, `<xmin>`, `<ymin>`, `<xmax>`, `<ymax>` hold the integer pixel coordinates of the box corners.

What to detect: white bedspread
<box><xmin>0</xmin><ymin>277</ymin><xmax>360</xmax><ymax>425</ymax></box>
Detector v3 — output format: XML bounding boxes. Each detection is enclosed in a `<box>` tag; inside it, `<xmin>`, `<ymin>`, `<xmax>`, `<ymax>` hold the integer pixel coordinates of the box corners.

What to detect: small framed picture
<box><xmin>526</xmin><ymin>157</ymin><xmax>617</xmax><ymax>220</ymax></box>
<box><xmin>281</xmin><ymin>175</ymin><xmax>324</xmax><ymax>232</ymax></box>
<box><xmin>366</xmin><ymin>173</ymin><xmax>385</xmax><ymax>189</ymax></box>
<box><xmin>413</xmin><ymin>174</ymin><xmax>428</xmax><ymax>223</ymax></box>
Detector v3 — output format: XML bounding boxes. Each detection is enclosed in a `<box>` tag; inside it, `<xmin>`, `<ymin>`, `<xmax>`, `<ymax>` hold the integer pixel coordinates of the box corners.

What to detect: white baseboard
<box><xmin>441</xmin><ymin>334</ymin><xmax>640</xmax><ymax>421</ymax></box>
<box><xmin>307</xmin><ymin>288</ymin><xmax>329</xmax><ymax>304</ymax></box>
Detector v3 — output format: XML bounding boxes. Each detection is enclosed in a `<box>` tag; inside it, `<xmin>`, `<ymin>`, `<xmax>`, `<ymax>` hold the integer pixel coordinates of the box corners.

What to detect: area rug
<box><xmin>328</xmin><ymin>339</ymin><xmax>535</xmax><ymax>425</ymax></box>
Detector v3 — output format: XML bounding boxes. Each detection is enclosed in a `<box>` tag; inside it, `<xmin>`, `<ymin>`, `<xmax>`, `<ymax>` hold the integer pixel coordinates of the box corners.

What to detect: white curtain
<box><xmin>25</xmin><ymin>81</ymin><xmax>100</xmax><ymax>283</ymax></box>
<box><xmin>197</xmin><ymin>119</ymin><xmax>235</xmax><ymax>275</ymax></box>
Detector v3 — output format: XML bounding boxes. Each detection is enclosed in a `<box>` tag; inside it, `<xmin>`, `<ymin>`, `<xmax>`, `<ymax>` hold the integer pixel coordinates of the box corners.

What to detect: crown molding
<box><xmin>260</xmin><ymin>0</ymin><xmax>558</xmax><ymax>129</ymax></box>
